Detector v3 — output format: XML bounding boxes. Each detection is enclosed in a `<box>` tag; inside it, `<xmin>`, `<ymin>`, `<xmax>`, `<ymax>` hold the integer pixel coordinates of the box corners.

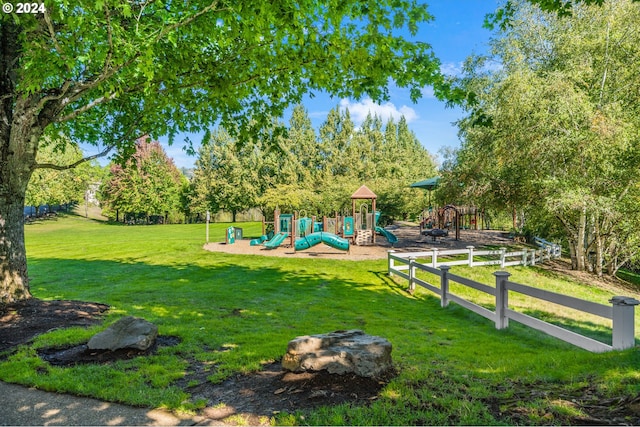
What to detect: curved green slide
<box><xmin>375</xmin><ymin>226</ymin><xmax>398</xmax><ymax>245</ymax></box>
<box><xmin>250</xmin><ymin>235</ymin><xmax>268</xmax><ymax>246</ymax></box>
<box><xmin>264</xmin><ymin>232</ymin><xmax>289</xmax><ymax>249</ymax></box>
<box><xmin>295</xmin><ymin>232</ymin><xmax>349</xmax><ymax>251</ymax></box>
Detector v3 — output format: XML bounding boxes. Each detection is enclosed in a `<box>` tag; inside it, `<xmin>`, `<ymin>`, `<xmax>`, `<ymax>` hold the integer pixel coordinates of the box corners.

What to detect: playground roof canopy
<box><xmin>410</xmin><ymin>176</ymin><xmax>440</xmax><ymax>190</ymax></box>
<box><xmin>351</xmin><ymin>185</ymin><xmax>377</xmax><ymax>199</ymax></box>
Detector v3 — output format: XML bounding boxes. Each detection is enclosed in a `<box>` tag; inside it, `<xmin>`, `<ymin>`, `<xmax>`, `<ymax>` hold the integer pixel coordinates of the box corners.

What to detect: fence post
<box><xmin>522</xmin><ymin>249</ymin><xmax>528</xmax><ymax>266</ymax></box>
<box><xmin>467</xmin><ymin>246</ymin><xmax>474</xmax><ymax>267</ymax></box>
<box><xmin>431</xmin><ymin>248</ymin><xmax>439</xmax><ymax>268</ymax></box>
<box><xmin>500</xmin><ymin>247</ymin><xmax>506</xmax><ymax>268</ymax></box>
<box><xmin>610</xmin><ymin>296</ymin><xmax>640</xmax><ymax>350</ymax></box>
<box><xmin>387</xmin><ymin>250</ymin><xmax>396</xmax><ymax>277</ymax></box>
<box><xmin>440</xmin><ymin>265</ymin><xmax>450</xmax><ymax>308</ymax></box>
<box><xmin>408</xmin><ymin>257</ymin><xmax>416</xmax><ymax>294</ymax></box>
<box><xmin>494</xmin><ymin>271</ymin><xmax>511</xmax><ymax>329</ymax></box>
<box><xmin>531</xmin><ymin>249</ymin><xmax>537</xmax><ymax>266</ymax></box>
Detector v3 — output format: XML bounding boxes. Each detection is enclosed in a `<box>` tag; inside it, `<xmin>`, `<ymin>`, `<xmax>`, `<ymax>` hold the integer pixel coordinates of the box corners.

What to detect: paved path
<box><xmin>0</xmin><ymin>381</ymin><xmax>225</xmax><ymax>426</ymax></box>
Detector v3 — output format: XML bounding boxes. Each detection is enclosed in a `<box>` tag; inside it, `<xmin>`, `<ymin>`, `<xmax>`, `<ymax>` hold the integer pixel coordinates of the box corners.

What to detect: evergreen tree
<box><xmin>190</xmin><ymin>129</ymin><xmax>261</xmax><ymax>222</ymax></box>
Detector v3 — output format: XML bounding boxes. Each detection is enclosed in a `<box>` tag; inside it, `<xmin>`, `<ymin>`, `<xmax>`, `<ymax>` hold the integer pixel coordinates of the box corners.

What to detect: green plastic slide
<box><xmin>295</xmin><ymin>232</ymin><xmax>350</xmax><ymax>251</ymax></box>
<box><xmin>249</xmin><ymin>235</ymin><xmax>268</xmax><ymax>246</ymax></box>
<box><xmin>375</xmin><ymin>226</ymin><xmax>398</xmax><ymax>245</ymax></box>
<box><xmin>264</xmin><ymin>232</ymin><xmax>288</xmax><ymax>249</ymax></box>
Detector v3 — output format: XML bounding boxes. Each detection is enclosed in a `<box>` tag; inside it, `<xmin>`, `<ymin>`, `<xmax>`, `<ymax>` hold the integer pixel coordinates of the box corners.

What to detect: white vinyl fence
<box><xmin>393</xmin><ymin>243</ymin><xmax>561</xmax><ymax>270</ymax></box>
<box><xmin>388</xmin><ymin>251</ymin><xmax>639</xmax><ymax>353</ymax></box>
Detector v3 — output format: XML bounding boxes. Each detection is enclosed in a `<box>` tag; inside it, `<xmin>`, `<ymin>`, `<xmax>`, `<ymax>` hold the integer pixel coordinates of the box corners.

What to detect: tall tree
<box><xmin>190</xmin><ymin>128</ymin><xmax>261</xmax><ymax>222</ymax></box>
<box><xmin>318</xmin><ymin>107</ymin><xmax>357</xmax><ymax>180</ymax></box>
<box><xmin>100</xmin><ymin>138</ymin><xmax>184</xmax><ymax>224</ymax></box>
<box><xmin>454</xmin><ymin>0</ymin><xmax>640</xmax><ymax>275</ymax></box>
<box><xmin>0</xmin><ymin>0</ymin><xmax>462</xmax><ymax>303</ymax></box>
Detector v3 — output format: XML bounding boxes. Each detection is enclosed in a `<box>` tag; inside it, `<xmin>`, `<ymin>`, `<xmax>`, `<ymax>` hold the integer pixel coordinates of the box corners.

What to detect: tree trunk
<box><xmin>575</xmin><ymin>205</ymin><xmax>587</xmax><ymax>271</ymax></box>
<box><xmin>0</xmin><ymin>99</ymin><xmax>47</xmax><ymax>302</ymax></box>
<box><xmin>0</xmin><ymin>191</ymin><xmax>32</xmax><ymax>303</ymax></box>
<box><xmin>1</xmin><ymin>21</ymin><xmax>65</xmax><ymax>303</ymax></box>
<box><xmin>594</xmin><ymin>221</ymin><xmax>604</xmax><ymax>277</ymax></box>
<box><xmin>568</xmin><ymin>239</ymin><xmax>578</xmax><ymax>270</ymax></box>
<box><xmin>605</xmin><ymin>239</ymin><xmax>618</xmax><ymax>276</ymax></box>
<box><xmin>0</xmin><ymin>117</ymin><xmax>39</xmax><ymax>303</ymax></box>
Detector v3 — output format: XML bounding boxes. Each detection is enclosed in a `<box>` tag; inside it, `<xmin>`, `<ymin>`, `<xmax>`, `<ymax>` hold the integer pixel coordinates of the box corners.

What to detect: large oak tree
<box><xmin>0</xmin><ymin>0</ymin><xmax>461</xmax><ymax>303</ymax></box>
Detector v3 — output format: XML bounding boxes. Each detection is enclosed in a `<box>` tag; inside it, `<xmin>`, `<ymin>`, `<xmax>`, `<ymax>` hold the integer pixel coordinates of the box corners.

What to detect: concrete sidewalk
<box><xmin>0</xmin><ymin>382</ymin><xmax>224</xmax><ymax>426</ymax></box>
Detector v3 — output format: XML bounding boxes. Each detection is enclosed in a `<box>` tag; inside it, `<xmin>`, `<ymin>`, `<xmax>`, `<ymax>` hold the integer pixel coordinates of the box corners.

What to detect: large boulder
<box><xmin>282</xmin><ymin>329</ymin><xmax>392</xmax><ymax>378</ymax></box>
<box><xmin>88</xmin><ymin>316</ymin><xmax>158</xmax><ymax>351</ymax></box>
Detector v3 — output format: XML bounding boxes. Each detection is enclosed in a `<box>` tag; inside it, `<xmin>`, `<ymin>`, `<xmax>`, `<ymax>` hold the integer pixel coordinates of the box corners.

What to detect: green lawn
<box><xmin>1</xmin><ymin>215</ymin><xmax>639</xmax><ymax>425</ymax></box>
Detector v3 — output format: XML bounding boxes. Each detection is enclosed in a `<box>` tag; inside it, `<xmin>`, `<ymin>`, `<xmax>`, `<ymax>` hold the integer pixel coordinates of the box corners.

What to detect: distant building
<box><xmin>85</xmin><ymin>182</ymin><xmax>101</xmax><ymax>206</ymax></box>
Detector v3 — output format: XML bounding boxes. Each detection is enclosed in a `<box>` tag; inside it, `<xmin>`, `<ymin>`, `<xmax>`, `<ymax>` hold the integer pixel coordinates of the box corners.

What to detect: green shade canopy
<box><xmin>410</xmin><ymin>176</ymin><xmax>440</xmax><ymax>190</ymax></box>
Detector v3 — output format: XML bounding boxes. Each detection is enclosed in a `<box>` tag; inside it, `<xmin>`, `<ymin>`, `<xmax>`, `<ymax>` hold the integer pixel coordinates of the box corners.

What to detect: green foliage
<box><xmin>487</xmin><ymin>0</ymin><xmax>640</xmax><ymax>31</ymax></box>
<box><xmin>100</xmin><ymin>138</ymin><xmax>186</xmax><ymax>223</ymax></box>
<box><xmin>26</xmin><ymin>136</ymin><xmax>103</xmax><ymax>210</ymax></box>
<box><xmin>449</xmin><ymin>0</ymin><xmax>640</xmax><ymax>275</ymax></box>
<box><xmin>5</xmin><ymin>0</ymin><xmax>454</xmax><ymax>153</ymax></box>
<box><xmin>189</xmin><ymin>128</ymin><xmax>263</xmax><ymax>221</ymax></box>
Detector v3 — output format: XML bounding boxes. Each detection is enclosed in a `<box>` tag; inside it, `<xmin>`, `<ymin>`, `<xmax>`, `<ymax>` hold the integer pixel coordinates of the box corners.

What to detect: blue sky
<box><xmin>89</xmin><ymin>1</ymin><xmax>499</xmax><ymax>169</ymax></box>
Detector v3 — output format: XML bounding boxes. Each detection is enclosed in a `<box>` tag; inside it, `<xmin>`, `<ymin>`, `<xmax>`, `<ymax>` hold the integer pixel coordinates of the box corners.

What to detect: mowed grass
<box><xmin>1</xmin><ymin>215</ymin><xmax>639</xmax><ymax>425</ymax></box>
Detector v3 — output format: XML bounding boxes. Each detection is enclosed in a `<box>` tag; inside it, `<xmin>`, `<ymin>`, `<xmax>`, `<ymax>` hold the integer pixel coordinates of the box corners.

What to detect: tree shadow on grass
<box><xmin>12</xmin><ymin>256</ymin><xmax>640</xmax><ymax>425</ymax></box>
<box><xmin>18</xmin><ymin>256</ymin><xmax>424</xmax><ymax>402</ymax></box>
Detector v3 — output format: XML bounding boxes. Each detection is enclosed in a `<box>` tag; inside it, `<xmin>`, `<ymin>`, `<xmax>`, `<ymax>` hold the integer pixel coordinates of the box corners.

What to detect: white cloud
<box><xmin>339</xmin><ymin>98</ymin><xmax>418</xmax><ymax>124</ymax></box>
<box><xmin>440</xmin><ymin>61</ymin><xmax>463</xmax><ymax>77</ymax></box>
<box><xmin>421</xmin><ymin>86</ymin><xmax>436</xmax><ymax>99</ymax></box>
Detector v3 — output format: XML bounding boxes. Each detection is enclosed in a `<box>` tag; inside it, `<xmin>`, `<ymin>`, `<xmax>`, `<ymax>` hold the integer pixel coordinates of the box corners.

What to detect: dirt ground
<box><xmin>1</xmin><ymin>225</ymin><xmax>638</xmax><ymax>425</ymax></box>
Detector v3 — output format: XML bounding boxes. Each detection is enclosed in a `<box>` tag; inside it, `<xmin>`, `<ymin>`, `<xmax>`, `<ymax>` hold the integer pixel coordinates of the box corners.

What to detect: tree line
<box><xmin>96</xmin><ymin>105</ymin><xmax>437</xmax><ymax>225</ymax></box>
<box><xmin>440</xmin><ymin>0</ymin><xmax>640</xmax><ymax>276</ymax></box>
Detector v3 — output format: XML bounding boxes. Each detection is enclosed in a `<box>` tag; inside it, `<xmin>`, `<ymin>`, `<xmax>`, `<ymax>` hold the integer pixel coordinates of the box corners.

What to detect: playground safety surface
<box><xmin>204</xmin><ymin>224</ymin><xmax>519</xmax><ymax>260</ymax></box>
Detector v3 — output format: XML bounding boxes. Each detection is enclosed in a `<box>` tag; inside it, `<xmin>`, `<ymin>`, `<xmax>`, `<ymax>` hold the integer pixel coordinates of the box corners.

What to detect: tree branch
<box><xmin>56</xmin><ymin>92</ymin><xmax>118</xmax><ymax>123</ymax></box>
<box><xmin>154</xmin><ymin>0</ymin><xmax>222</xmax><ymax>43</ymax></box>
<box><xmin>34</xmin><ymin>144</ymin><xmax>115</xmax><ymax>170</ymax></box>
<box><xmin>103</xmin><ymin>3</ymin><xmax>115</xmax><ymax>75</ymax></box>
<box><xmin>43</xmin><ymin>7</ymin><xmax>71</xmax><ymax>74</ymax></box>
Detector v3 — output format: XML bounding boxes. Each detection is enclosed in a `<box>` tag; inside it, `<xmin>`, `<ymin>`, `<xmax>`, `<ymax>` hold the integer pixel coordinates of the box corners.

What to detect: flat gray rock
<box><xmin>282</xmin><ymin>329</ymin><xmax>392</xmax><ymax>378</ymax></box>
<box><xmin>88</xmin><ymin>316</ymin><xmax>158</xmax><ymax>351</ymax></box>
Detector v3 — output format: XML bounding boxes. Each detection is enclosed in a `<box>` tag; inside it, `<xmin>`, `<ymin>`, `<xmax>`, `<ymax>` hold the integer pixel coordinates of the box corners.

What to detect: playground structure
<box><xmin>419</xmin><ymin>205</ymin><xmax>486</xmax><ymax>242</ymax></box>
<box><xmin>247</xmin><ymin>185</ymin><xmax>398</xmax><ymax>251</ymax></box>
<box><xmin>249</xmin><ymin>208</ymin><xmax>350</xmax><ymax>252</ymax></box>
<box><xmin>411</xmin><ymin>176</ymin><xmax>485</xmax><ymax>243</ymax></box>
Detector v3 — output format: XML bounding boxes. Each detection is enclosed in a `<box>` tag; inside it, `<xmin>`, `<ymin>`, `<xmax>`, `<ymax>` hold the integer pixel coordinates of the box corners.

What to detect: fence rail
<box><xmin>388</xmin><ymin>251</ymin><xmax>639</xmax><ymax>352</ymax></box>
<box><xmin>390</xmin><ymin>241</ymin><xmax>561</xmax><ymax>269</ymax></box>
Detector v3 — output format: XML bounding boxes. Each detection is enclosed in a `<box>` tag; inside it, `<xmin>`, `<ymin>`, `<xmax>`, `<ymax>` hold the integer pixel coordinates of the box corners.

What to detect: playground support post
<box><xmin>274</xmin><ymin>208</ymin><xmax>280</xmax><ymax>234</ymax></box>
<box><xmin>291</xmin><ymin>211</ymin><xmax>298</xmax><ymax>250</ymax></box>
